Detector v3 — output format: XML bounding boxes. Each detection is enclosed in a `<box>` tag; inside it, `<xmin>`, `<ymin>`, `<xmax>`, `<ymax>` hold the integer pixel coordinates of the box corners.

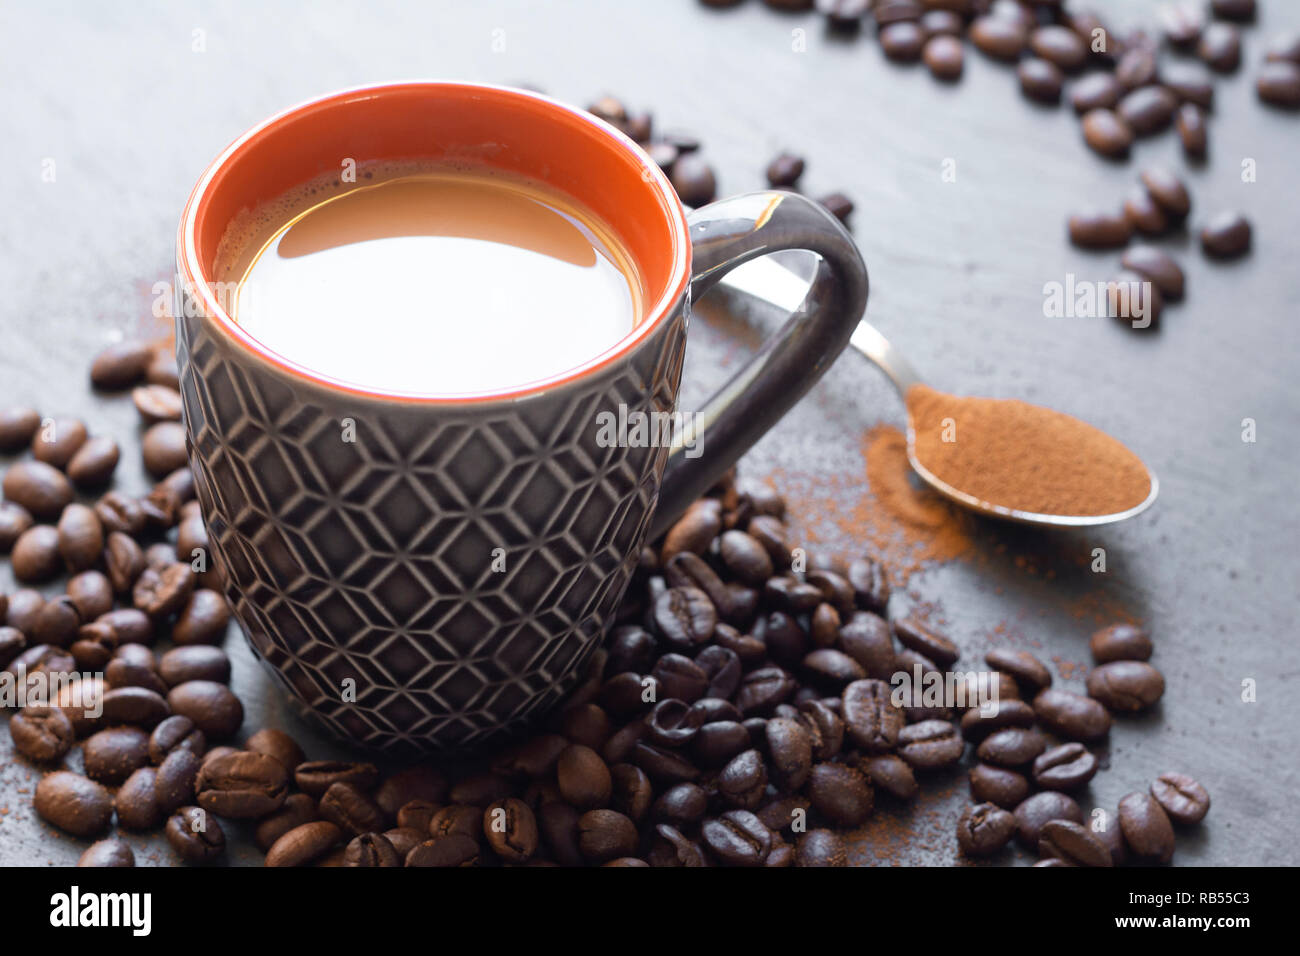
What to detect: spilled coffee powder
<box><xmin>905</xmin><ymin>385</ymin><xmax>1152</xmax><ymax>518</ymax></box>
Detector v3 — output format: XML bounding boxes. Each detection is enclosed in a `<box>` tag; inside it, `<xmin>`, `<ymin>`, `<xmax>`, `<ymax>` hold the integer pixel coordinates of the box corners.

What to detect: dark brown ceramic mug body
<box><xmin>176</xmin><ymin>82</ymin><xmax>868</xmax><ymax>754</ymax></box>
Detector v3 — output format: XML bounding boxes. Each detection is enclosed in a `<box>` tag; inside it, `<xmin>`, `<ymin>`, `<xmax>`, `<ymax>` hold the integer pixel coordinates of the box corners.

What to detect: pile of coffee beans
<box><xmin>581</xmin><ymin>94</ymin><xmax>854</xmax><ymax>227</ymax></box>
<box><xmin>3</xmin><ymin>352</ymin><xmax>1209</xmax><ymax>864</ymax></box>
<box><xmin>706</xmin><ymin>0</ymin><xmax>1292</xmax><ymax>332</ymax></box>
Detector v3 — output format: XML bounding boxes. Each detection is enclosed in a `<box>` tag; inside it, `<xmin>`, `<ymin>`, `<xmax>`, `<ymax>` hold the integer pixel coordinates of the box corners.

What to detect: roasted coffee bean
<box><xmin>1071</xmin><ymin>73</ymin><xmax>1123</xmax><ymax>113</ymax></box>
<box><xmin>55</xmin><ymin>674</ymin><xmax>105</xmax><ymax>736</ymax></box>
<box><xmin>94</xmin><ymin>491</ymin><xmax>145</xmax><ymax>536</ymax></box>
<box><xmin>1123</xmin><ymin>187</ymin><xmax>1168</xmax><ymax>236</ymax></box>
<box><xmin>970</xmin><ymin>764</ymin><xmax>1031</xmax><ymax>810</ymax></box>
<box><xmin>34</xmin><ymin>771</ymin><xmax>113</xmax><ymax>837</ymax></box>
<box><xmin>891</xmin><ymin>616</ymin><xmax>958</xmax><ymax>667</ymax></box>
<box><xmin>755</xmin><ymin>795</ymin><xmax>810</xmax><ymax>834</ymax></box>
<box><xmin>146</xmin><ymin>348</ymin><xmax>179</xmax><ymax>389</ymax></box>
<box><xmin>5</xmin><ymin>589</ymin><xmax>44</xmax><ymax>634</ymax></box>
<box><xmin>196</xmin><ymin>749</ymin><xmax>289</xmax><ymax>818</ymax></box>
<box><xmin>660</xmin><ymin>498</ymin><xmax>720</xmax><ymax>562</ymax></box>
<box><xmin>921</xmin><ymin>34</ymin><xmax>963</xmax><ymax>80</ymax></box>
<box><xmin>1032</xmin><ymin>743</ymin><xmax>1099</xmax><ymax>791</ymax></box>
<box><xmin>141</xmin><ymin>421</ymin><xmax>189</xmax><ymax>478</ymax></box>
<box><xmin>809</xmin><ymin>603</ymin><xmax>841</xmax><ymax>649</ymax></box>
<box><xmin>1039</xmin><ymin>820</ymin><xmax>1113</xmax><ymax>867</ymax></box>
<box><xmin>871</xmin><ymin>0</ymin><xmax>921</xmax><ymax>27</ymax></box>
<box><xmin>1068</xmin><ymin>208</ymin><xmax>1132</xmax><ymax>248</ymax></box>
<box><xmin>836</xmin><ymin>611</ymin><xmax>895</xmax><ymax>679</ymax></box>
<box><xmin>0</xmin><ymin>626</ymin><xmax>27</xmax><ymax>670</ymax></box>
<box><xmin>1150</xmin><ymin>772</ymin><xmax>1211</xmax><ymax>825</ymax></box>
<box><xmin>167</xmin><ymin>680</ymin><xmax>243</xmax><ymax>738</ymax></box>
<box><xmin>1033</xmin><ymin>688</ymin><xmax>1111</xmax><ymax>741</ymax></box>
<box><xmin>1030</xmin><ymin>25</ymin><xmax>1087</xmax><ymax>72</ymax></box>
<box><xmin>102</xmin><ymin>532</ymin><xmax>145</xmax><ymax>595</ymax></box>
<box><xmin>1200</xmin><ymin>211</ymin><xmax>1251</xmax><ymax>258</ymax></box>
<box><xmin>1019</xmin><ymin>58</ymin><xmax>1064</xmax><ymax>103</ymax></box>
<box><xmin>134</xmin><ymin>562</ymin><xmax>196</xmax><ymax>619</ymax></box>
<box><xmin>395</xmin><ymin>799</ymin><xmax>439</xmax><ymax>832</ymax></box>
<box><xmin>970</xmin><ymin>15</ymin><xmax>1026</xmax><ymax>61</ymax></box>
<box><xmin>765</xmin><ymin>576</ymin><xmax>823</xmax><ymax>614</ymax></box>
<box><xmin>1107</xmin><ymin>270</ymin><xmax>1163</xmax><ymax>326</ymax></box>
<box><xmin>448</xmin><ymin>772</ymin><xmax>513</xmax><ymax>806</ymax></box>
<box><xmin>1119</xmin><ymin>791</ymin><xmax>1176</xmax><ymax>863</ymax></box>
<box><xmin>96</xmin><ymin>607</ymin><xmax>154</xmax><ymax>646</ymax></box>
<box><xmin>804</xmin><ymin>569</ymin><xmax>853</xmax><ymax>616</ymax></box>
<box><xmin>1117</xmin><ymin>85</ymin><xmax>1177</xmax><ymax>135</ymax></box>
<box><xmin>713</xmin><ymin>623</ymin><xmax>766</xmax><ymax>667</ymax></box>
<box><xmin>1115</xmin><ymin>47</ymin><xmax>1158</xmax><ymax>90</ymax></box>
<box><xmin>555</xmin><ymin>744</ymin><xmax>611</xmax><ymax>809</ymax></box>
<box><xmin>642</xmin><ymin>698</ymin><xmax>701</xmax><ymax>748</ymax></box>
<box><xmin>83</xmin><ymin>726</ymin><xmax>151</xmax><ymax>784</ymax></box>
<box><xmin>918</xmin><ymin>8</ymin><xmax>961</xmax><ymax>37</ymax></box>
<box><xmin>862</xmin><ymin>754</ymin><xmax>918</xmax><ymax>801</ymax></box>
<box><xmin>1158</xmin><ymin>1</ymin><xmax>1204</xmax><ymax>46</ymax></box>
<box><xmin>1121</xmin><ymin>246</ymin><xmax>1185</xmax><ymax>299</ymax></box>
<box><xmin>957</xmin><ymin>802</ymin><xmax>1016</xmax><ymax>856</ymax></box>
<box><xmin>754</xmin><ymin>611</ymin><xmax>806</xmax><ymax>666</ymax></box>
<box><xmin>653</xmin><ymin>586</ymin><xmax>716</xmax><ymax>651</ymax></box>
<box><xmin>786</xmin><ymin>829</ymin><xmax>844</xmax><ymax>867</ymax></box>
<box><xmin>244</xmin><ymin>727</ymin><xmax>305</xmax><ymax>772</ymax></box>
<box><xmin>1199</xmin><ymin>22</ymin><xmax>1241</xmax><ymax>72</ymax></box>
<box><xmin>11</xmin><ymin>525</ymin><xmax>61</xmax><ymax>582</ymax></box>
<box><xmin>158</xmin><ymin>645</ymin><xmax>230</xmax><ymax>688</ymax></box>
<box><xmin>31</xmin><ymin>417</ymin><xmax>88</xmax><ymax>469</ymax></box>
<box><xmin>0</xmin><ymin>500</ymin><xmax>34</xmax><ymax>552</ymax></box>
<box><xmin>632</xmin><ymin>738</ymin><xmax>700</xmax><ymax>783</ymax></box>
<box><xmin>897</xmin><ymin>719</ymin><xmax>964</xmax><ymax>770</ymax></box>
<box><xmin>801</xmin><ymin>648</ymin><xmax>866</xmax><ymax>690</ymax></box>
<box><xmin>339</xmin><ymin>832</ymin><xmax>399</xmax><ymax>867</ymax></box>
<box><xmin>647</xmin><ymin>784</ymin><xmax>706</xmax><ymax>830</ymax></box>
<box><xmin>702</xmin><ymin>809</ymin><xmax>772</xmax><ymax>866</ymax></box>
<box><xmin>1013</xmin><ymin>791</ymin><xmax>1084</xmax><ymax>848</ymax></box>
<box><xmin>428</xmin><ymin>804</ymin><xmax>483</xmax><ymax>842</ymax></box>
<box><xmin>371</xmin><ymin>765</ymin><xmax>446</xmax><ymax>818</ymax></box>
<box><xmin>1177</xmin><ymin>104</ymin><xmax>1208</xmax><ymax>157</ymax></box>
<box><xmin>10</xmin><ymin>704</ymin><xmax>75</xmax><ymax>762</ymax></box>
<box><xmin>718</xmin><ymin>748</ymin><xmax>769</xmax><ymax>809</ymax></box>
<box><xmin>717</xmin><ymin>530</ymin><xmax>773</xmax><ymax>586</ymax></box>
<box><xmin>747</xmin><ymin>515</ymin><xmax>792</xmax><ymax>567</ymax></box>
<box><xmin>1209</xmin><ymin>0</ymin><xmax>1254</xmax><ymax>19</ymax></box>
<box><xmin>294</xmin><ymin>760</ymin><xmax>379</xmax><ymax>798</ymax></box>
<box><xmin>154</xmin><ymin>748</ymin><xmax>202</xmax><ymax>816</ymax></box>
<box><xmin>984</xmin><ymin>648</ymin><xmax>1051</xmax><ymax>693</ymax></box>
<box><xmin>669</xmin><ymin>154</ymin><xmax>716</xmax><ymax>206</ymax></box>
<box><xmin>78</xmin><ymin>839</ymin><xmax>135</xmax><ymax>868</ymax></box>
<box><xmin>66</xmin><ymin>436</ymin><xmax>120</xmax><ymax>488</ymax></box>
<box><xmin>1139</xmin><ymin>166</ymin><xmax>1191</xmax><ymax>218</ymax></box>
<box><xmin>115</xmin><ymin>766</ymin><xmax>163</xmax><ymax>830</ymax></box>
<box><xmin>806</xmin><ymin>762</ymin><xmax>873</xmax><ymax>827</ymax></box>
<box><xmin>842</xmin><ymin>679</ymin><xmax>904</xmax><ymax>753</ymax></box>
<box><xmin>149</xmin><ymin>714</ymin><xmax>206</xmax><ymax>764</ymax></box>
<box><xmin>3</xmin><ymin>461</ymin><xmax>73</xmax><ymax>519</ymax></box>
<box><xmin>63</xmin><ymin>572</ymin><xmax>111</xmax><ymax>623</ymax></box>
<box><xmin>798</xmin><ymin>699</ymin><xmax>844</xmax><ymax>761</ymax></box>
<box><xmin>101</xmin><ymin>686</ymin><xmax>170</xmax><ymax>727</ymax></box>
<box><xmin>605</xmin><ymin>625</ymin><xmax>656</xmax><ymax>676</ymax></box>
<box><xmin>1087</xmin><ymin>660</ymin><xmax>1165</xmax><ymax>711</ymax></box>
<box><xmin>90</xmin><ymin>341</ymin><xmax>152</xmax><ymax>390</ymax></box>
<box><xmin>33</xmin><ymin>596</ymin><xmax>81</xmax><ymax>647</ymax></box>
<box><xmin>405</xmin><ymin>834</ymin><xmax>479</xmax><ymax>867</ymax></box>
<box><xmin>265</xmin><ymin>820</ymin><xmax>341</xmax><ymax>867</ymax></box>
<box><xmin>731</xmin><ymin>666</ymin><xmax>793</xmax><ymax>716</ymax></box>
<box><xmin>765</xmin><ymin>152</ymin><xmax>805</xmax><ymax>188</ymax></box>
<box><xmin>880</xmin><ymin>20</ymin><xmax>924</xmax><ymax>61</ymax></box>
<box><xmin>817</xmin><ymin>192</ymin><xmax>854</xmax><ymax>224</ymax></box>
<box><xmin>319</xmin><ymin>781</ymin><xmax>386</xmax><ymax>835</ymax></box>
<box><xmin>646</xmin><ymin>822</ymin><xmax>705</xmax><ymax>868</ymax></box>
<box><xmin>691</xmin><ymin>720</ymin><xmax>749</xmax><ymax>767</ymax></box>
<box><xmin>254</xmin><ymin>794</ymin><xmax>319</xmax><ymax>852</ymax></box>
<box><xmin>559</xmin><ymin>702</ymin><xmax>612</xmax><ymax>749</ymax></box>
<box><xmin>664</xmin><ymin>552</ymin><xmax>732</xmax><ymax>617</ymax></box>
<box><xmin>599</xmin><ymin>672</ymin><xmax>650</xmax><ymax>719</ymax></box>
<box><xmin>577</xmin><ymin>809</ymin><xmax>638</xmax><ymax>864</ymax></box>
<box><xmin>648</xmin><ymin>653</ymin><xmax>707</xmax><ymax>703</ymax></box>
<box><xmin>132</xmin><ymin>384</ymin><xmax>184</xmax><ymax>424</ymax></box>
<box><xmin>482</xmin><ymin>797</ymin><xmax>540</xmax><ymax>862</ymax></box>
<box><xmin>609</xmin><ymin>763</ymin><xmax>653</xmax><ymax>824</ymax></box>
<box><xmin>977</xmin><ymin>727</ymin><xmax>1047</xmax><ymax>768</ymax></box>
<box><xmin>0</xmin><ymin>406</ymin><xmax>41</xmax><ymax>451</ymax></box>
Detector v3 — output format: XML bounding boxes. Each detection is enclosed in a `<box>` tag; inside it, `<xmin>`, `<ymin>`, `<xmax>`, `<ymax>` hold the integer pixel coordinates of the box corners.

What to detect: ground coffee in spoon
<box><xmin>905</xmin><ymin>384</ymin><xmax>1152</xmax><ymax>518</ymax></box>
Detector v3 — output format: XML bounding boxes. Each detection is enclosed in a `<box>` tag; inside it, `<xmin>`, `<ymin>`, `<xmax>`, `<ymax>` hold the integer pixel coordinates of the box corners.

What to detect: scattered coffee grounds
<box><xmin>905</xmin><ymin>384</ymin><xmax>1152</xmax><ymax>518</ymax></box>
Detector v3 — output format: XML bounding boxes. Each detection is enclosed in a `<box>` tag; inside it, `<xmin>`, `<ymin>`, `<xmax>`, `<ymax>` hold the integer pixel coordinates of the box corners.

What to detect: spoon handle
<box><xmin>848</xmin><ymin>322</ymin><xmax>923</xmax><ymax>395</ymax></box>
<box><xmin>714</xmin><ymin>252</ymin><xmax>922</xmax><ymax>396</ymax></box>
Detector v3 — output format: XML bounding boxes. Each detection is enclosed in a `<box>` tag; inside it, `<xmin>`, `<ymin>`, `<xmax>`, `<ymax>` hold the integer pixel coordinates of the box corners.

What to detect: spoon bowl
<box><xmin>719</xmin><ymin>255</ymin><xmax>1160</xmax><ymax>528</ymax></box>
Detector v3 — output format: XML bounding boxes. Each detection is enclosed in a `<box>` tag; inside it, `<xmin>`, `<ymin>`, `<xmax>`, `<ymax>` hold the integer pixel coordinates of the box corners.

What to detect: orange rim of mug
<box><xmin>177</xmin><ymin>81</ymin><xmax>691</xmax><ymax>404</ymax></box>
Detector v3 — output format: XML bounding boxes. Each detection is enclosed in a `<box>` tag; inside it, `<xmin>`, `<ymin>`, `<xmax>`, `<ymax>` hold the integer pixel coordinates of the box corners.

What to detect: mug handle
<box><xmin>649</xmin><ymin>190</ymin><xmax>869</xmax><ymax>538</ymax></box>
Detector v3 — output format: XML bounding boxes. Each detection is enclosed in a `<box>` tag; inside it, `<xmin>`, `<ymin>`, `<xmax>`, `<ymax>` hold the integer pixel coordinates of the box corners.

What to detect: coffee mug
<box><xmin>176</xmin><ymin>82</ymin><xmax>868</xmax><ymax>754</ymax></box>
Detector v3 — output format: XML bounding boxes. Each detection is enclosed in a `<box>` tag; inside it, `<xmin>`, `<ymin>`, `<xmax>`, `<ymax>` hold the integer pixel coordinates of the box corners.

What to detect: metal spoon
<box><xmin>717</xmin><ymin>255</ymin><xmax>1159</xmax><ymax>528</ymax></box>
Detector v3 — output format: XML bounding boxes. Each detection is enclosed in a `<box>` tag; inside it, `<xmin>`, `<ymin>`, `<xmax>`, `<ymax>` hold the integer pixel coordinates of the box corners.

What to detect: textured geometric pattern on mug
<box><xmin>176</xmin><ymin>308</ymin><xmax>686</xmax><ymax>754</ymax></box>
